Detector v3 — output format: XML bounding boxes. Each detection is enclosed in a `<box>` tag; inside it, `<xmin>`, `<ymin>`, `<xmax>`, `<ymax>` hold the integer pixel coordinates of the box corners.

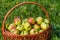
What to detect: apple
<box><xmin>24</xmin><ymin>22</ymin><xmax>31</xmax><ymax>31</ymax></box>
<box><xmin>14</xmin><ymin>17</ymin><xmax>21</xmax><ymax>25</ymax></box>
<box><xmin>20</xmin><ymin>31</ymin><xmax>24</xmax><ymax>35</ymax></box>
<box><xmin>36</xmin><ymin>17</ymin><xmax>43</xmax><ymax>24</ymax></box>
<box><xmin>41</xmin><ymin>22</ymin><xmax>49</xmax><ymax>30</ymax></box>
<box><xmin>44</xmin><ymin>19</ymin><xmax>49</xmax><ymax>24</ymax></box>
<box><xmin>5</xmin><ymin>23</ymin><xmax>9</xmax><ymax>29</ymax></box>
<box><xmin>8</xmin><ymin>23</ymin><xmax>16</xmax><ymax>31</ymax></box>
<box><xmin>39</xmin><ymin>30</ymin><xmax>43</xmax><ymax>33</ymax></box>
<box><xmin>10</xmin><ymin>28</ymin><xmax>19</xmax><ymax>34</ymax></box>
<box><xmin>22</xmin><ymin>19</ymin><xmax>28</xmax><ymax>26</ymax></box>
<box><xmin>23</xmin><ymin>31</ymin><xmax>28</xmax><ymax>35</ymax></box>
<box><xmin>34</xmin><ymin>24</ymin><xmax>40</xmax><ymax>30</ymax></box>
<box><xmin>17</xmin><ymin>25</ymin><xmax>24</xmax><ymax>31</ymax></box>
<box><xmin>20</xmin><ymin>31</ymin><xmax>28</xmax><ymax>35</ymax></box>
<box><xmin>30</xmin><ymin>29</ymin><xmax>38</xmax><ymax>34</ymax></box>
<box><xmin>28</xmin><ymin>17</ymin><xmax>35</xmax><ymax>24</ymax></box>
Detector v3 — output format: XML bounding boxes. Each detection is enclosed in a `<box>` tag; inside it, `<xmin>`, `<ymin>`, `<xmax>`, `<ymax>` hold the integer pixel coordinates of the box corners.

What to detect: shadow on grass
<box><xmin>50</xmin><ymin>24</ymin><xmax>60</xmax><ymax>40</ymax></box>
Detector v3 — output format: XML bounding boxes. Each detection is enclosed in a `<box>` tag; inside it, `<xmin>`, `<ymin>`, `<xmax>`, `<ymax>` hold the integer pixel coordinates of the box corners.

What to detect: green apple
<box><xmin>11</xmin><ymin>28</ymin><xmax>19</xmax><ymax>34</ymax></box>
<box><xmin>39</xmin><ymin>30</ymin><xmax>44</xmax><ymax>33</ymax></box>
<box><xmin>34</xmin><ymin>24</ymin><xmax>40</xmax><ymax>30</ymax></box>
<box><xmin>44</xmin><ymin>19</ymin><xmax>49</xmax><ymax>24</ymax></box>
<box><xmin>17</xmin><ymin>25</ymin><xmax>24</xmax><ymax>31</ymax></box>
<box><xmin>30</xmin><ymin>29</ymin><xmax>38</xmax><ymax>34</ymax></box>
<box><xmin>24</xmin><ymin>22</ymin><xmax>31</xmax><ymax>31</ymax></box>
<box><xmin>28</xmin><ymin>17</ymin><xmax>35</xmax><ymax>24</ymax></box>
<box><xmin>20</xmin><ymin>31</ymin><xmax>24</xmax><ymax>35</ymax></box>
<box><xmin>41</xmin><ymin>22</ymin><xmax>49</xmax><ymax>30</ymax></box>
<box><xmin>36</xmin><ymin>17</ymin><xmax>43</xmax><ymax>24</ymax></box>
<box><xmin>8</xmin><ymin>23</ymin><xmax>16</xmax><ymax>31</ymax></box>
<box><xmin>24</xmin><ymin>31</ymin><xmax>28</xmax><ymax>35</ymax></box>
<box><xmin>5</xmin><ymin>23</ymin><xmax>9</xmax><ymax>30</ymax></box>
<box><xmin>22</xmin><ymin>19</ymin><xmax>28</xmax><ymax>26</ymax></box>
<box><xmin>20</xmin><ymin>31</ymin><xmax>28</xmax><ymax>35</ymax></box>
<box><xmin>14</xmin><ymin>17</ymin><xmax>21</xmax><ymax>25</ymax></box>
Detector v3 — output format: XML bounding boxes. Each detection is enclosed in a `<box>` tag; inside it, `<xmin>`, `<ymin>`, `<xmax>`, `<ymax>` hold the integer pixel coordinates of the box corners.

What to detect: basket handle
<box><xmin>2</xmin><ymin>2</ymin><xmax>49</xmax><ymax>31</ymax></box>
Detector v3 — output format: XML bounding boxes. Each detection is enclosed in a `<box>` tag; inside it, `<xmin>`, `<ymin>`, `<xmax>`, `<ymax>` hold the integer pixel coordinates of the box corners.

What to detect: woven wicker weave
<box><xmin>2</xmin><ymin>2</ymin><xmax>52</xmax><ymax>40</ymax></box>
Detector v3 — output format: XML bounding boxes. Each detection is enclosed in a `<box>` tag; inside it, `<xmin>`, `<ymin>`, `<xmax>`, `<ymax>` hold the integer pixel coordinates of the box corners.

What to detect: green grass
<box><xmin>0</xmin><ymin>0</ymin><xmax>60</xmax><ymax>40</ymax></box>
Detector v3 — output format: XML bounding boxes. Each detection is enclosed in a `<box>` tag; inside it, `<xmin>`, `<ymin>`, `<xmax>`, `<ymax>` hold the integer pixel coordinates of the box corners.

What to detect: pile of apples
<box><xmin>5</xmin><ymin>16</ymin><xmax>49</xmax><ymax>35</ymax></box>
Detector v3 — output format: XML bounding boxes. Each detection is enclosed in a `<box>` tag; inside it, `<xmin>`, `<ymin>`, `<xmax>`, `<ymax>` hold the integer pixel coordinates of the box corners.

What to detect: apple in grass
<box><xmin>41</xmin><ymin>22</ymin><xmax>49</xmax><ymax>30</ymax></box>
<box><xmin>14</xmin><ymin>17</ymin><xmax>21</xmax><ymax>25</ymax></box>
<box><xmin>20</xmin><ymin>31</ymin><xmax>28</xmax><ymax>35</ymax></box>
<box><xmin>24</xmin><ymin>22</ymin><xmax>31</xmax><ymax>31</ymax></box>
<box><xmin>17</xmin><ymin>25</ymin><xmax>24</xmax><ymax>31</ymax></box>
<box><xmin>8</xmin><ymin>23</ymin><xmax>16</xmax><ymax>31</ymax></box>
<box><xmin>10</xmin><ymin>28</ymin><xmax>19</xmax><ymax>34</ymax></box>
<box><xmin>36</xmin><ymin>17</ymin><xmax>43</xmax><ymax>24</ymax></box>
<box><xmin>28</xmin><ymin>17</ymin><xmax>35</xmax><ymax>24</ymax></box>
<box><xmin>30</xmin><ymin>29</ymin><xmax>38</xmax><ymax>34</ymax></box>
<box><xmin>34</xmin><ymin>24</ymin><xmax>40</xmax><ymax>30</ymax></box>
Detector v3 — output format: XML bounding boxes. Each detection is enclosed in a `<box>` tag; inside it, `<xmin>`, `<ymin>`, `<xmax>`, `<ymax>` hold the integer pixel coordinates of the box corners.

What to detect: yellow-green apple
<box><xmin>20</xmin><ymin>31</ymin><xmax>28</xmax><ymax>35</ymax></box>
<box><xmin>14</xmin><ymin>17</ymin><xmax>21</xmax><ymax>25</ymax></box>
<box><xmin>22</xmin><ymin>19</ymin><xmax>28</xmax><ymax>26</ymax></box>
<box><xmin>5</xmin><ymin>23</ymin><xmax>9</xmax><ymax>30</ymax></box>
<box><xmin>24</xmin><ymin>22</ymin><xmax>31</xmax><ymax>31</ymax></box>
<box><xmin>36</xmin><ymin>17</ymin><xmax>43</xmax><ymax>24</ymax></box>
<box><xmin>41</xmin><ymin>22</ymin><xmax>49</xmax><ymax>30</ymax></box>
<box><xmin>17</xmin><ymin>25</ymin><xmax>24</xmax><ymax>31</ymax></box>
<box><xmin>44</xmin><ymin>19</ymin><xmax>49</xmax><ymax>24</ymax></box>
<box><xmin>34</xmin><ymin>24</ymin><xmax>40</xmax><ymax>30</ymax></box>
<box><xmin>20</xmin><ymin>31</ymin><xmax>24</xmax><ymax>35</ymax></box>
<box><xmin>30</xmin><ymin>29</ymin><xmax>38</xmax><ymax>34</ymax></box>
<box><xmin>10</xmin><ymin>28</ymin><xmax>19</xmax><ymax>34</ymax></box>
<box><xmin>39</xmin><ymin>30</ymin><xmax>44</xmax><ymax>33</ymax></box>
<box><xmin>28</xmin><ymin>17</ymin><xmax>35</xmax><ymax>24</ymax></box>
<box><xmin>8</xmin><ymin>23</ymin><xmax>16</xmax><ymax>31</ymax></box>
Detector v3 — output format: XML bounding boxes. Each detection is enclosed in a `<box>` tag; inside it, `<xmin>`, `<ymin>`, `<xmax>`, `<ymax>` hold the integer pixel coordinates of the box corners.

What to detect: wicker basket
<box><xmin>2</xmin><ymin>2</ymin><xmax>52</xmax><ymax>40</ymax></box>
